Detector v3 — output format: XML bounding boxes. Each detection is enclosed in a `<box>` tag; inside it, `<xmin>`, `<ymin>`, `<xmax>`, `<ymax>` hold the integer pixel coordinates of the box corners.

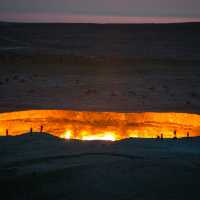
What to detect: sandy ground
<box><xmin>0</xmin><ymin>23</ymin><xmax>200</xmax><ymax>113</ymax></box>
<box><xmin>0</xmin><ymin>62</ymin><xmax>200</xmax><ymax>113</ymax></box>
<box><xmin>0</xmin><ymin>133</ymin><xmax>200</xmax><ymax>200</ymax></box>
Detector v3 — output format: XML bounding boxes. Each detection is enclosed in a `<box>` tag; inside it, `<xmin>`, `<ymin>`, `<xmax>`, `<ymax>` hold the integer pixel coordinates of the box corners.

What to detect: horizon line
<box><xmin>0</xmin><ymin>13</ymin><xmax>200</xmax><ymax>24</ymax></box>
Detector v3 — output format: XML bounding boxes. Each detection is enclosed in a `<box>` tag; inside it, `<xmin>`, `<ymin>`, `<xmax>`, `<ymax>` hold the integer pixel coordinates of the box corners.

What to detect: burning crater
<box><xmin>0</xmin><ymin>110</ymin><xmax>200</xmax><ymax>140</ymax></box>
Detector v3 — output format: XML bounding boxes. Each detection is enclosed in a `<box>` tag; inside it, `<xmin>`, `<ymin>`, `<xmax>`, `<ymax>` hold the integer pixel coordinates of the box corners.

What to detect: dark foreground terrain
<box><xmin>0</xmin><ymin>133</ymin><xmax>200</xmax><ymax>200</ymax></box>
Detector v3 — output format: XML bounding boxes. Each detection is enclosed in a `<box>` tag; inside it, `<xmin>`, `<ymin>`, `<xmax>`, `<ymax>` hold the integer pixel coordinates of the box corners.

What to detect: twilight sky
<box><xmin>0</xmin><ymin>0</ymin><xmax>200</xmax><ymax>22</ymax></box>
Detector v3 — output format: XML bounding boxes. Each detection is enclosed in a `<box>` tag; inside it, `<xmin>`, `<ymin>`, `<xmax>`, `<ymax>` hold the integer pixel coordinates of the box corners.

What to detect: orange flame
<box><xmin>0</xmin><ymin>110</ymin><xmax>200</xmax><ymax>140</ymax></box>
<box><xmin>60</xmin><ymin>130</ymin><xmax>72</xmax><ymax>140</ymax></box>
<box><xmin>81</xmin><ymin>131</ymin><xmax>116</xmax><ymax>141</ymax></box>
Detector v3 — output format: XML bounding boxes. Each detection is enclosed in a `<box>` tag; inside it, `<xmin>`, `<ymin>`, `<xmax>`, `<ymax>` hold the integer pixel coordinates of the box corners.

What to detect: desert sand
<box><xmin>0</xmin><ymin>61</ymin><xmax>200</xmax><ymax>113</ymax></box>
<box><xmin>0</xmin><ymin>22</ymin><xmax>200</xmax><ymax>113</ymax></box>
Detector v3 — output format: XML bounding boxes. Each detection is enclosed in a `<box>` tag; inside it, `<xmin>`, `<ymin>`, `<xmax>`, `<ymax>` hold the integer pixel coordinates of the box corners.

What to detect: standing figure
<box><xmin>30</xmin><ymin>127</ymin><xmax>33</xmax><ymax>133</ymax></box>
<box><xmin>173</xmin><ymin>130</ymin><xmax>177</xmax><ymax>139</ymax></box>
<box><xmin>40</xmin><ymin>125</ymin><xmax>43</xmax><ymax>133</ymax></box>
<box><xmin>187</xmin><ymin>132</ymin><xmax>190</xmax><ymax>138</ymax></box>
<box><xmin>161</xmin><ymin>133</ymin><xmax>163</xmax><ymax>140</ymax></box>
<box><xmin>6</xmin><ymin>129</ymin><xmax>9</xmax><ymax>137</ymax></box>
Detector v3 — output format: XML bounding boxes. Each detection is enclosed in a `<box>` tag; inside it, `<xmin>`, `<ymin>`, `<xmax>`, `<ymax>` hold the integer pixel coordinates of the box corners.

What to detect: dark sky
<box><xmin>0</xmin><ymin>0</ymin><xmax>200</xmax><ymax>22</ymax></box>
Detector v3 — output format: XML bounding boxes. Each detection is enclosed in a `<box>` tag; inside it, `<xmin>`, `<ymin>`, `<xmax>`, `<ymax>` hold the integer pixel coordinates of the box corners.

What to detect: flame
<box><xmin>60</xmin><ymin>130</ymin><xmax>72</xmax><ymax>140</ymax></box>
<box><xmin>0</xmin><ymin>109</ymin><xmax>200</xmax><ymax>140</ymax></box>
<box><xmin>81</xmin><ymin>131</ymin><xmax>116</xmax><ymax>141</ymax></box>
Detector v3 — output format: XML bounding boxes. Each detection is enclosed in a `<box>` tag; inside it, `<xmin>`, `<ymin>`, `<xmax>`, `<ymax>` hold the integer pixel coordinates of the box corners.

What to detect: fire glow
<box><xmin>0</xmin><ymin>110</ymin><xmax>200</xmax><ymax>140</ymax></box>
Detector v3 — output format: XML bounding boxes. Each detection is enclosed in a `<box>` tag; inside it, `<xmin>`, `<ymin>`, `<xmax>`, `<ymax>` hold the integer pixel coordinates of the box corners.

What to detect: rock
<box><xmin>85</xmin><ymin>89</ymin><xmax>97</xmax><ymax>95</ymax></box>
<box><xmin>190</xmin><ymin>92</ymin><xmax>198</xmax><ymax>98</ymax></box>
<box><xmin>186</xmin><ymin>101</ymin><xmax>191</xmax><ymax>105</ymax></box>
<box><xmin>27</xmin><ymin>89</ymin><xmax>35</xmax><ymax>93</ymax></box>
<box><xmin>20</xmin><ymin>79</ymin><xmax>25</xmax><ymax>83</ymax></box>
<box><xmin>13</xmin><ymin>75</ymin><xmax>19</xmax><ymax>80</ymax></box>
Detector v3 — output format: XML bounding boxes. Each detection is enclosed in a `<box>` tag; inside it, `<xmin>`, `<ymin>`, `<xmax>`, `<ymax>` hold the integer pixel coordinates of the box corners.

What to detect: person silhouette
<box><xmin>173</xmin><ymin>130</ymin><xmax>177</xmax><ymax>139</ymax></box>
<box><xmin>6</xmin><ymin>129</ymin><xmax>8</xmax><ymax>136</ymax></box>
<box><xmin>40</xmin><ymin>125</ymin><xmax>43</xmax><ymax>133</ymax></box>
<box><xmin>30</xmin><ymin>127</ymin><xmax>33</xmax><ymax>133</ymax></box>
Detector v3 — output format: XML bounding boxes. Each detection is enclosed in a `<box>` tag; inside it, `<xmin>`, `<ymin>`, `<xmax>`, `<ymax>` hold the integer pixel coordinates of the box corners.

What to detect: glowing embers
<box><xmin>0</xmin><ymin>109</ymin><xmax>200</xmax><ymax>140</ymax></box>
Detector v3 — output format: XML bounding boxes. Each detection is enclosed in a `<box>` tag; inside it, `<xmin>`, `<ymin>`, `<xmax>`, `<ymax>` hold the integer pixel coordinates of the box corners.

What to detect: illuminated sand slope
<box><xmin>0</xmin><ymin>110</ymin><xmax>200</xmax><ymax>140</ymax></box>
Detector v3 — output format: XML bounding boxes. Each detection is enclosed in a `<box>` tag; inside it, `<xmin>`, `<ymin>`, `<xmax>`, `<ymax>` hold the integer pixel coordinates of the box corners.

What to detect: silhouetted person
<box><xmin>173</xmin><ymin>130</ymin><xmax>177</xmax><ymax>139</ymax></box>
<box><xmin>40</xmin><ymin>125</ymin><xmax>43</xmax><ymax>133</ymax></box>
<box><xmin>157</xmin><ymin>135</ymin><xmax>160</xmax><ymax>140</ymax></box>
<box><xmin>6</xmin><ymin>129</ymin><xmax>8</xmax><ymax>136</ymax></box>
<box><xmin>30</xmin><ymin>127</ymin><xmax>33</xmax><ymax>133</ymax></box>
<box><xmin>187</xmin><ymin>132</ymin><xmax>190</xmax><ymax>138</ymax></box>
<box><xmin>161</xmin><ymin>133</ymin><xmax>163</xmax><ymax>140</ymax></box>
